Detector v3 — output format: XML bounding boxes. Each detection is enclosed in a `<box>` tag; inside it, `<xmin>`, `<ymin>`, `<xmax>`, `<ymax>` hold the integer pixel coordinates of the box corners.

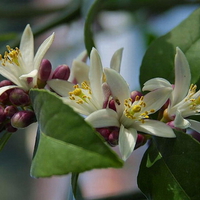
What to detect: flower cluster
<box><xmin>1</xmin><ymin>25</ymin><xmax>200</xmax><ymax>161</ymax></box>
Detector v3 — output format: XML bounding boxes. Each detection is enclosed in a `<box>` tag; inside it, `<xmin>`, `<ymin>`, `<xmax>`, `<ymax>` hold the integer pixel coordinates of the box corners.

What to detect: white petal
<box><xmin>34</xmin><ymin>33</ymin><xmax>55</xmax><ymax>70</ymax></box>
<box><xmin>134</xmin><ymin>120</ymin><xmax>176</xmax><ymax>138</ymax></box>
<box><xmin>85</xmin><ymin>109</ymin><xmax>120</xmax><ymax>128</ymax></box>
<box><xmin>142</xmin><ymin>78</ymin><xmax>172</xmax><ymax>91</ymax></box>
<box><xmin>20</xmin><ymin>69</ymin><xmax>38</xmax><ymax>79</ymax></box>
<box><xmin>110</xmin><ymin>48</ymin><xmax>123</xmax><ymax>73</ymax></box>
<box><xmin>104</xmin><ymin>68</ymin><xmax>130</xmax><ymax>116</ymax></box>
<box><xmin>19</xmin><ymin>24</ymin><xmax>34</xmax><ymax>68</ymax></box>
<box><xmin>142</xmin><ymin>87</ymin><xmax>172</xmax><ymax>113</ymax></box>
<box><xmin>174</xmin><ymin>110</ymin><xmax>191</xmax><ymax>129</ymax></box>
<box><xmin>75</xmin><ymin>50</ymin><xmax>88</xmax><ymax>62</ymax></box>
<box><xmin>119</xmin><ymin>124</ymin><xmax>137</xmax><ymax>161</ymax></box>
<box><xmin>47</xmin><ymin>79</ymin><xmax>74</xmax><ymax>97</ymax></box>
<box><xmin>89</xmin><ymin>48</ymin><xmax>103</xmax><ymax>103</ymax></box>
<box><xmin>0</xmin><ymin>85</ymin><xmax>19</xmax><ymax>95</ymax></box>
<box><xmin>188</xmin><ymin>119</ymin><xmax>200</xmax><ymax>133</ymax></box>
<box><xmin>70</xmin><ymin>59</ymin><xmax>89</xmax><ymax>83</ymax></box>
<box><xmin>172</xmin><ymin>47</ymin><xmax>191</xmax><ymax>106</ymax></box>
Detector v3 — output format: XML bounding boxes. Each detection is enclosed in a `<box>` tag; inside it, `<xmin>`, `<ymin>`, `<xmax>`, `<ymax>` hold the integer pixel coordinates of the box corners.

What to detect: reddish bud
<box><xmin>4</xmin><ymin>105</ymin><xmax>18</xmax><ymax>118</ymax></box>
<box><xmin>108</xmin><ymin>99</ymin><xmax>116</xmax><ymax>111</ymax></box>
<box><xmin>0</xmin><ymin>106</ymin><xmax>6</xmax><ymax>123</ymax></box>
<box><xmin>134</xmin><ymin>134</ymin><xmax>148</xmax><ymax>150</ymax></box>
<box><xmin>96</xmin><ymin>127</ymin><xmax>111</xmax><ymax>140</ymax></box>
<box><xmin>6</xmin><ymin>122</ymin><xmax>17</xmax><ymax>133</ymax></box>
<box><xmin>11</xmin><ymin>110</ymin><xmax>36</xmax><ymax>128</ymax></box>
<box><xmin>130</xmin><ymin>91</ymin><xmax>143</xmax><ymax>102</ymax></box>
<box><xmin>52</xmin><ymin>65</ymin><xmax>70</xmax><ymax>80</ymax></box>
<box><xmin>9</xmin><ymin>88</ymin><xmax>30</xmax><ymax>106</ymax></box>
<box><xmin>38</xmin><ymin>59</ymin><xmax>52</xmax><ymax>81</ymax></box>
<box><xmin>0</xmin><ymin>80</ymin><xmax>14</xmax><ymax>87</ymax></box>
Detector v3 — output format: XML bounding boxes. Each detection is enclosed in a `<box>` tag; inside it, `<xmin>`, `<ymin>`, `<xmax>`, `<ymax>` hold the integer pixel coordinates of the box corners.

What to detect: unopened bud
<box><xmin>96</xmin><ymin>127</ymin><xmax>111</xmax><ymax>141</ymax></box>
<box><xmin>52</xmin><ymin>65</ymin><xmax>70</xmax><ymax>80</ymax></box>
<box><xmin>0</xmin><ymin>106</ymin><xmax>6</xmax><ymax>123</ymax></box>
<box><xmin>11</xmin><ymin>111</ymin><xmax>36</xmax><ymax>128</ymax></box>
<box><xmin>108</xmin><ymin>99</ymin><xmax>116</xmax><ymax>111</ymax></box>
<box><xmin>0</xmin><ymin>80</ymin><xmax>14</xmax><ymax>87</ymax></box>
<box><xmin>6</xmin><ymin>122</ymin><xmax>17</xmax><ymax>133</ymax></box>
<box><xmin>134</xmin><ymin>134</ymin><xmax>148</xmax><ymax>150</ymax></box>
<box><xmin>107</xmin><ymin>127</ymin><xmax>119</xmax><ymax>146</ymax></box>
<box><xmin>39</xmin><ymin>59</ymin><xmax>52</xmax><ymax>80</ymax></box>
<box><xmin>9</xmin><ymin>88</ymin><xmax>30</xmax><ymax>106</ymax></box>
<box><xmin>130</xmin><ymin>91</ymin><xmax>143</xmax><ymax>102</ymax></box>
<box><xmin>4</xmin><ymin>105</ymin><xmax>18</xmax><ymax>118</ymax></box>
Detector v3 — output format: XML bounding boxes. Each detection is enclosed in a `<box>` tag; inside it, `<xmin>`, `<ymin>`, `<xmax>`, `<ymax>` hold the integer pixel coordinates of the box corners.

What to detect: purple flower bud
<box><xmin>9</xmin><ymin>88</ymin><xmax>30</xmax><ymax>106</ymax></box>
<box><xmin>6</xmin><ymin>122</ymin><xmax>17</xmax><ymax>133</ymax></box>
<box><xmin>134</xmin><ymin>134</ymin><xmax>148</xmax><ymax>150</ymax></box>
<box><xmin>52</xmin><ymin>65</ymin><xmax>70</xmax><ymax>80</ymax></box>
<box><xmin>0</xmin><ymin>80</ymin><xmax>14</xmax><ymax>87</ymax></box>
<box><xmin>130</xmin><ymin>91</ymin><xmax>143</xmax><ymax>102</ymax></box>
<box><xmin>11</xmin><ymin>110</ymin><xmax>36</xmax><ymax>128</ymax></box>
<box><xmin>108</xmin><ymin>99</ymin><xmax>116</xmax><ymax>111</ymax></box>
<box><xmin>96</xmin><ymin>127</ymin><xmax>111</xmax><ymax>141</ymax></box>
<box><xmin>38</xmin><ymin>59</ymin><xmax>52</xmax><ymax>81</ymax></box>
<box><xmin>4</xmin><ymin>105</ymin><xmax>18</xmax><ymax>118</ymax></box>
<box><xmin>0</xmin><ymin>106</ymin><xmax>6</xmax><ymax>123</ymax></box>
<box><xmin>107</xmin><ymin>127</ymin><xmax>119</xmax><ymax>146</ymax></box>
<box><xmin>0</xmin><ymin>92</ymin><xmax>9</xmax><ymax>104</ymax></box>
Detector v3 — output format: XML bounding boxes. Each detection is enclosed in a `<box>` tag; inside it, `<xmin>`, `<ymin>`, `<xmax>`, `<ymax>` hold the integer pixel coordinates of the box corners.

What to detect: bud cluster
<box><xmin>0</xmin><ymin>81</ymin><xmax>36</xmax><ymax>132</ymax></box>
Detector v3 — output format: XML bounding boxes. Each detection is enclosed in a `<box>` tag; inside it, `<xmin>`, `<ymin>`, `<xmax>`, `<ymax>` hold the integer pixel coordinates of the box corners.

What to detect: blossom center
<box><xmin>0</xmin><ymin>45</ymin><xmax>20</xmax><ymax>66</ymax></box>
<box><xmin>69</xmin><ymin>81</ymin><xmax>92</xmax><ymax>105</ymax></box>
<box><xmin>124</xmin><ymin>96</ymin><xmax>155</xmax><ymax>123</ymax></box>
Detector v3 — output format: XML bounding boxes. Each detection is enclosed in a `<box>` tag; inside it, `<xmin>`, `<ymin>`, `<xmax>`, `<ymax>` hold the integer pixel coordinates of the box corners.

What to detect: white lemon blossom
<box><xmin>48</xmin><ymin>48</ymin><xmax>123</xmax><ymax>116</ymax></box>
<box><xmin>0</xmin><ymin>24</ymin><xmax>54</xmax><ymax>94</ymax></box>
<box><xmin>143</xmin><ymin>47</ymin><xmax>200</xmax><ymax>132</ymax></box>
<box><xmin>85</xmin><ymin>68</ymin><xmax>175</xmax><ymax>161</ymax></box>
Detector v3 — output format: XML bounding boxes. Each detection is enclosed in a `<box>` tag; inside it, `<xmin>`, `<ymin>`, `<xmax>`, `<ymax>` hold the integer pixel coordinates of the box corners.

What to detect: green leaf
<box><xmin>140</xmin><ymin>8</ymin><xmax>200</xmax><ymax>89</ymax></box>
<box><xmin>30</xmin><ymin>89</ymin><xmax>123</xmax><ymax>177</ymax></box>
<box><xmin>138</xmin><ymin>131</ymin><xmax>200</xmax><ymax>200</ymax></box>
<box><xmin>0</xmin><ymin>132</ymin><xmax>12</xmax><ymax>152</ymax></box>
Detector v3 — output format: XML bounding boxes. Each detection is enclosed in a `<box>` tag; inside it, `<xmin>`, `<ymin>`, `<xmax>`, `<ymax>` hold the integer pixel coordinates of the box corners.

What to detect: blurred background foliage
<box><xmin>0</xmin><ymin>0</ymin><xmax>200</xmax><ymax>200</ymax></box>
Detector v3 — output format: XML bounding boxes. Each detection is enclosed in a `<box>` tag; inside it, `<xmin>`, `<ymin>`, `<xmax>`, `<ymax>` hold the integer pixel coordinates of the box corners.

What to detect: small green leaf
<box><xmin>30</xmin><ymin>89</ymin><xmax>123</xmax><ymax>177</ymax></box>
<box><xmin>0</xmin><ymin>132</ymin><xmax>12</xmax><ymax>152</ymax></box>
<box><xmin>140</xmin><ymin>8</ymin><xmax>200</xmax><ymax>88</ymax></box>
<box><xmin>138</xmin><ymin>131</ymin><xmax>200</xmax><ymax>200</ymax></box>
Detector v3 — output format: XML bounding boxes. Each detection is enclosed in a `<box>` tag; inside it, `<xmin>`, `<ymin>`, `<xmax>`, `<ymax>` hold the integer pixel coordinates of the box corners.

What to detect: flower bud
<box><xmin>4</xmin><ymin>105</ymin><xmax>18</xmax><ymax>118</ymax></box>
<box><xmin>0</xmin><ymin>106</ymin><xmax>6</xmax><ymax>123</ymax></box>
<box><xmin>107</xmin><ymin>127</ymin><xmax>119</xmax><ymax>146</ymax></box>
<box><xmin>108</xmin><ymin>99</ymin><xmax>116</xmax><ymax>111</ymax></box>
<box><xmin>11</xmin><ymin>110</ymin><xmax>36</xmax><ymax>128</ymax></box>
<box><xmin>0</xmin><ymin>80</ymin><xmax>14</xmax><ymax>87</ymax></box>
<box><xmin>52</xmin><ymin>65</ymin><xmax>70</xmax><ymax>80</ymax></box>
<box><xmin>96</xmin><ymin>127</ymin><xmax>111</xmax><ymax>141</ymax></box>
<box><xmin>38</xmin><ymin>59</ymin><xmax>52</xmax><ymax>81</ymax></box>
<box><xmin>134</xmin><ymin>134</ymin><xmax>148</xmax><ymax>150</ymax></box>
<box><xmin>130</xmin><ymin>91</ymin><xmax>143</xmax><ymax>102</ymax></box>
<box><xmin>6</xmin><ymin>122</ymin><xmax>17</xmax><ymax>133</ymax></box>
<box><xmin>9</xmin><ymin>88</ymin><xmax>30</xmax><ymax>106</ymax></box>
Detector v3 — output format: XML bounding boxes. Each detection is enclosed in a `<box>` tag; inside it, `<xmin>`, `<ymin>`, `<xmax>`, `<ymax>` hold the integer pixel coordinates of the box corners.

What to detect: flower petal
<box><xmin>119</xmin><ymin>124</ymin><xmax>137</xmax><ymax>161</ymax></box>
<box><xmin>174</xmin><ymin>110</ymin><xmax>191</xmax><ymax>129</ymax></box>
<box><xmin>85</xmin><ymin>109</ymin><xmax>120</xmax><ymax>128</ymax></box>
<box><xmin>172</xmin><ymin>47</ymin><xmax>191</xmax><ymax>106</ymax></box>
<box><xmin>110</xmin><ymin>48</ymin><xmax>123</xmax><ymax>73</ymax></box>
<box><xmin>47</xmin><ymin>79</ymin><xmax>74</xmax><ymax>97</ymax></box>
<box><xmin>70</xmin><ymin>59</ymin><xmax>89</xmax><ymax>83</ymax></box>
<box><xmin>19</xmin><ymin>24</ymin><xmax>34</xmax><ymax>69</ymax></box>
<box><xmin>142</xmin><ymin>87</ymin><xmax>172</xmax><ymax>113</ymax></box>
<box><xmin>133</xmin><ymin>120</ymin><xmax>176</xmax><ymax>138</ymax></box>
<box><xmin>0</xmin><ymin>85</ymin><xmax>19</xmax><ymax>95</ymax></box>
<box><xmin>142</xmin><ymin>78</ymin><xmax>172</xmax><ymax>91</ymax></box>
<box><xmin>89</xmin><ymin>48</ymin><xmax>103</xmax><ymax>103</ymax></box>
<box><xmin>104</xmin><ymin>68</ymin><xmax>130</xmax><ymax>116</ymax></box>
<box><xmin>188</xmin><ymin>119</ymin><xmax>200</xmax><ymax>133</ymax></box>
<box><xmin>34</xmin><ymin>32</ymin><xmax>55</xmax><ymax>70</ymax></box>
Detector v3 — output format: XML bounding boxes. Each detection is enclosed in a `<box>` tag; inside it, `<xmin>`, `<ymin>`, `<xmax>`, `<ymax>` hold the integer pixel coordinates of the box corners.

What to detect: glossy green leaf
<box><xmin>138</xmin><ymin>131</ymin><xmax>200</xmax><ymax>200</ymax></box>
<box><xmin>30</xmin><ymin>89</ymin><xmax>123</xmax><ymax>177</ymax></box>
<box><xmin>140</xmin><ymin>8</ymin><xmax>200</xmax><ymax>88</ymax></box>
